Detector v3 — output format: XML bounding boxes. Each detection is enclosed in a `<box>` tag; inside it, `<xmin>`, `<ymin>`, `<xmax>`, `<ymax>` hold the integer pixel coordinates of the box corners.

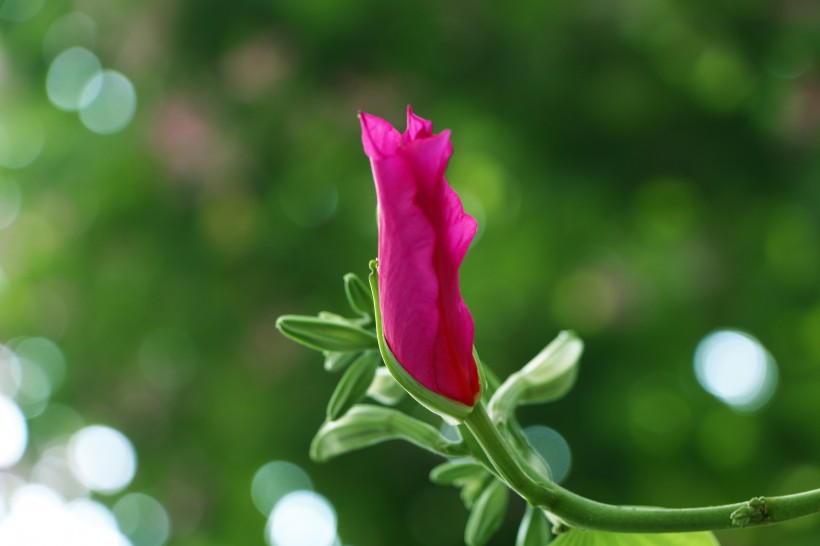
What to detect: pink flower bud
<box><xmin>360</xmin><ymin>106</ymin><xmax>479</xmax><ymax>406</ymax></box>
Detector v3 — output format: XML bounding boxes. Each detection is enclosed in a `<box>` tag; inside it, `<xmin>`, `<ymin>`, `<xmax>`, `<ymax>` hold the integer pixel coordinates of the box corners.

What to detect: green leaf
<box><xmin>464</xmin><ymin>478</ymin><xmax>509</xmax><ymax>546</ymax></box>
<box><xmin>366</xmin><ymin>367</ymin><xmax>405</xmax><ymax>405</ymax></box>
<box><xmin>429</xmin><ymin>459</ymin><xmax>487</xmax><ymax>486</ymax></box>
<box><xmin>517</xmin><ymin>505</ymin><xmax>551</xmax><ymax>546</ymax></box>
<box><xmin>460</xmin><ymin>473</ymin><xmax>492</xmax><ymax>510</ymax></box>
<box><xmin>489</xmin><ymin>331</ymin><xmax>582</xmax><ymax>422</ymax></box>
<box><xmin>310</xmin><ymin>405</ymin><xmax>468</xmax><ymax>462</ymax></box>
<box><xmin>344</xmin><ymin>272</ymin><xmax>374</xmax><ymax>318</ymax></box>
<box><xmin>550</xmin><ymin>530</ymin><xmax>720</xmax><ymax>546</ymax></box>
<box><xmin>276</xmin><ymin>314</ymin><xmax>378</xmax><ymax>352</ymax></box>
<box><xmin>323</xmin><ymin>351</ymin><xmax>361</xmax><ymax>373</ymax></box>
<box><xmin>326</xmin><ymin>351</ymin><xmax>380</xmax><ymax>420</ymax></box>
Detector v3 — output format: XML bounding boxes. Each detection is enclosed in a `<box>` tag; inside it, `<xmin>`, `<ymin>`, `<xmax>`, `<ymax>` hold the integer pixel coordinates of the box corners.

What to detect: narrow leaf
<box><xmin>517</xmin><ymin>505</ymin><xmax>551</xmax><ymax>546</ymax></box>
<box><xmin>366</xmin><ymin>367</ymin><xmax>405</xmax><ymax>405</ymax></box>
<box><xmin>324</xmin><ymin>351</ymin><xmax>361</xmax><ymax>373</ymax></box>
<box><xmin>310</xmin><ymin>405</ymin><xmax>467</xmax><ymax>462</ymax></box>
<box><xmin>429</xmin><ymin>459</ymin><xmax>487</xmax><ymax>486</ymax></box>
<box><xmin>276</xmin><ymin>314</ymin><xmax>378</xmax><ymax>352</ymax></box>
<box><xmin>326</xmin><ymin>351</ymin><xmax>380</xmax><ymax>420</ymax></box>
<box><xmin>465</xmin><ymin>478</ymin><xmax>509</xmax><ymax>546</ymax></box>
<box><xmin>344</xmin><ymin>272</ymin><xmax>374</xmax><ymax>318</ymax></box>
<box><xmin>460</xmin><ymin>473</ymin><xmax>492</xmax><ymax>510</ymax></box>
<box><xmin>489</xmin><ymin>331</ymin><xmax>582</xmax><ymax>422</ymax></box>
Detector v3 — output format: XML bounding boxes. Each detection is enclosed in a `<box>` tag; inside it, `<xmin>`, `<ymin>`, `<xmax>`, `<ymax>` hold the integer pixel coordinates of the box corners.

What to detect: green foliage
<box><xmin>365</xmin><ymin>367</ymin><xmax>406</xmax><ymax>405</ymax></box>
<box><xmin>276</xmin><ymin>314</ymin><xmax>377</xmax><ymax>352</ymax></box>
<box><xmin>464</xmin><ymin>479</ymin><xmax>510</xmax><ymax>546</ymax></box>
<box><xmin>430</xmin><ymin>459</ymin><xmax>487</xmax><ymax>486</ymax></box>
<box><xmin>344</xmin><ymin>272</ymin><xmax>375</xmax><ymax>320</ymax></box>
<box><xmin>310</xmin><ymin>405</ymin><xmax>468</xmax><ymax>462</ymax></box>
<box><xmin>489</xmin><ymin>331</ymin><xmax>583</xmax><ymax>422</ymax></box>
<box><xmin>326</xmin><ymin>350</ymin><xmax>380</xmax><ymax>420</ymax></box>
<box><xmin>517</xmin><ymin>505</ymin><xmax>552</xmax><ymax>546</ymax></box>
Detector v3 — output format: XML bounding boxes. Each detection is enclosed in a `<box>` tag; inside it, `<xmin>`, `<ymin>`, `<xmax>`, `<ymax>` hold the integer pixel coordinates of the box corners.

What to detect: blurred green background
<box><xmin>1</xmin><ymin>0</ymin><xmax>819</xmax><ymax>545</ymax></box>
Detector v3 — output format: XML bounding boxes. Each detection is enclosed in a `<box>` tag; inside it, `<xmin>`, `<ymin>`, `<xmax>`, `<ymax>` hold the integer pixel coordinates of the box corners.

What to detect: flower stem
<box><xmin>463</xmin><ymin>401</ymin><xmax>820</xmax><ymax>533</ymax></box>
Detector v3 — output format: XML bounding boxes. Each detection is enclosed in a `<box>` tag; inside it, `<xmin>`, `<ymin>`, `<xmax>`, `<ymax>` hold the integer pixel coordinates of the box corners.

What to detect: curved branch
<box><xmin>463</xmin><ymin>402</ymin><xmax>820</xmax><ymax>533</ymax></box>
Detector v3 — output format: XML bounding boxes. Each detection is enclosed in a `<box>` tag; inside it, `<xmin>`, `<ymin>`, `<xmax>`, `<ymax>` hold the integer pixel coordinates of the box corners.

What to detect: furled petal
<box><xmin>360</xmin><ymin>108</ymin><xmax>479</xmax><ymax>405</ymax></box>
<box><xmin>360</xmin><ymin>112</ymin><xmax>402</xmax><ymax>159</ymax></box>
<box><xmin>404</xmin><ymin>105</ymin><xmax>433</xmax><ymax>140</ymax></box>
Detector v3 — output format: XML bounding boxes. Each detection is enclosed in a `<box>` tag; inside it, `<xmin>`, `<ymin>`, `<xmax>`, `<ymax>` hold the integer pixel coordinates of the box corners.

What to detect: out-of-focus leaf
<box><xmin>489</xmin><ymin>331</ymin><xmax>582</xmax><ymax>422</ymax></box>
<box><xmin>366</xmin><ymin>366</ymin><xmax>405</xmax><ymax>405</ymax></box>
<box><xmin>344</xmin><ymin>272</ymin><xmax>374</xmax><ymax>318</ymax></box>
<box><xmin>326</xmin><ymin>350</ymin><xmax>380</xmax><ymax>420</ymax></box>
<box><xmin>465</xmin><ymin>478</ymin><xmax>509</xmax><ymax>546</ymax></box>
<box><xmin>517</xmin><ymin>505</ymin><xmax>551</xmax><ymax>546</ymax></box>
<box><xmin>324</xmin><ymin>351</ymin><xmax>361</xmax><ymax>373</ymax></box>
<box><xmin>460</xmin><ymin>473</ymin><xmax>492</xmax><ymax>510</ymax></box>
<box><xmin>429</xmin><ymin>459</ymin><xmax>487</xmax><ymax>486</ymax></box>
<box><xmin>276</xmin><ymin>314</ymin><xmax>377</xmax><ymax>352</ymax></box>
<box><xmin>310</xmin><ymin>405</ymin><xmax>468</xmax><ymax>462</ymax></box>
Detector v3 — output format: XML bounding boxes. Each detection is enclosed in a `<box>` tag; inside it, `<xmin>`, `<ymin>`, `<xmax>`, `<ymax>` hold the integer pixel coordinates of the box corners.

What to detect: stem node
<box><xmin>731</xmin><ymin>497</ymin><xmax>769</xmax><ymax>528</ymax></box>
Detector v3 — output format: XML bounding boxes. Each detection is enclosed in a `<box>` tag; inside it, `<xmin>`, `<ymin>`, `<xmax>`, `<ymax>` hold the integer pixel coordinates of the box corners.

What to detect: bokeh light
<box><xmin>0</xmin><ymin>334</ymin><xmax>169</xmax><ymax>545</ymax></box>
<box><xmin>79</xmin><ymin>70</ymin><xmax>138</xmax><ymax>134</ymax></box>
<box><xmin>31</xmin><ymin>444</ymin><xmax>88</xmax><ymax>500</ymax></box>
<box><xmin>523</xmin><ymin>425</ymin><xmax>572</xmax><ymax>484</ymax></box>
<box><xmin>267</xmin><ymin>490</ymin><xmax>337</xmax><ymax>546</ymax></box>
<box><xmin>0</xmin><ymin>178</ymin><xmax>21</xmax><ymax>230</ymax></box>
<box><xmin>15</xmin><ymin>354</ymin><xmax>53</xmax><ymax>417</ymax></box>
<box><xmin>0</xmin><ymin>113</ymin><xmax>44</xmax><ymax>170</ymax></box>
<box><xmin>251</xmin><ymin>461</ymin><xmax>313</xmax><ymax>517</ymax></box>
<box><xmin>0</xmin><ymin>344</ymin><xmax>22</xmax><ymax>398</ymax></box>
<box><xmin>0</xmin><ymin>0</ymin><xmax>44</xmax><ymax>22</ymax></box>
<box><xmin>43</xmin><ymin>12</ymin><xmax>97</xmax><ymax>60</ymax></box>
<box><xmin>0</xmin><ymin>395</ymin><xmax>27</xmax><ymax>467</ymax></box>
<box><xmin>68</xmin><ymin>425</ymin><xmax>137</xmax><ymax>494</ymax></box>
<box><xmin>114</xmin><ymin>493</ymin><xmax>171</xmax><ymax>546</ymax></box>
<box><xmin>13</xmin><ymin>337</ymin><xmax>66</xmax><ymax>395</ymax></box>
<box><xmin>0</xmin><ymin>484</ymin><xmax>132</xmax><ymax>546</ymax></box>
<box><xmin>694</xmin><ymin>330</ymin><xmax>778</xmax><ymax>412</ymax></box>
<box><xmin>46</xmin><ymin>47</ymin><xmax>102</xmax><ymax>112</ymax></box>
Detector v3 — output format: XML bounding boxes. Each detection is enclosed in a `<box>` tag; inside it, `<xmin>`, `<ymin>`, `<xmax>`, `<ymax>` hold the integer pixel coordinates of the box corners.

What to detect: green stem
<box><xmin>463</xmin><ymin>401</ymin><xmax>820</xmax><ymax>533</ymax></box>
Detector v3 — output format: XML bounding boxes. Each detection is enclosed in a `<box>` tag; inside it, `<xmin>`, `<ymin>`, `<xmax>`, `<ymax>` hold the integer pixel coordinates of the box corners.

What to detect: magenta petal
<box><xmin>360</xmin><ymin>112</ymin><xmax>402</xmax><ymax>159</ymax></box>
<box><xmin>404</xmin><ymin>105</ymin><xmax>433</xmax><ymax>140</ymax></box>
<box><xmin>361</xmin><ymin>108</ymin><xmax>479</xmax><ymax>406</ymax></box>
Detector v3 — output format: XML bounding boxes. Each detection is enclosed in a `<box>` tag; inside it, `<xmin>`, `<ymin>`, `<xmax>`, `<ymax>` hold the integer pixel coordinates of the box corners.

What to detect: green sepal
<box><xmin>326</xmin><ymin>351</ymin><xmax>380</xmax><ymax>420</ymax></box>
<box><xmin>489</xmin><ymin>331</ymin><xmax>582</xmax><ymax>422</ymax></box>
<box><xmin>465</xmin><ymin>478</ymin><xmax>509</xmax><ymax>546</ymax></box>
<box><xmin>276</xmin><ymin>314</ymin><xmax>378</xmax><ymax>352</ymax></box>
<box><xmin>429</xmin><ymin>459</ymin><xmax>487</xmax><ymax>486</ymax></box>
<box><xmin>517</xmin><ymin>505</ymin><xmax>552</xmax><ymax>546</ymax></box>
<box><xmin>323</xmin><ymin>351</ymin><xmax>361</xmax><ymax>373</ymax></box>
<box><xmin>344</xmin><ymin>272</ymin><xmax>374</xmax><ymax>319</ymax></box>
<box><xmin>366</xmin><ymin>367</ymin><xmax>406</xmax><ymax>405</ymax></box>
<box><xmin>310</xmin><ymin>404</ymin><xmax>468</xmax><ymax>462</ymax></box>
<box><xmin>550</xmin><ymin>530</ymin><xmax>720</xmax><ymax>546</ymax></box>
<box><xmin>369</xmin><ymin>260</ymin><xmax>476</xmax><ymax>423</ymax></box>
